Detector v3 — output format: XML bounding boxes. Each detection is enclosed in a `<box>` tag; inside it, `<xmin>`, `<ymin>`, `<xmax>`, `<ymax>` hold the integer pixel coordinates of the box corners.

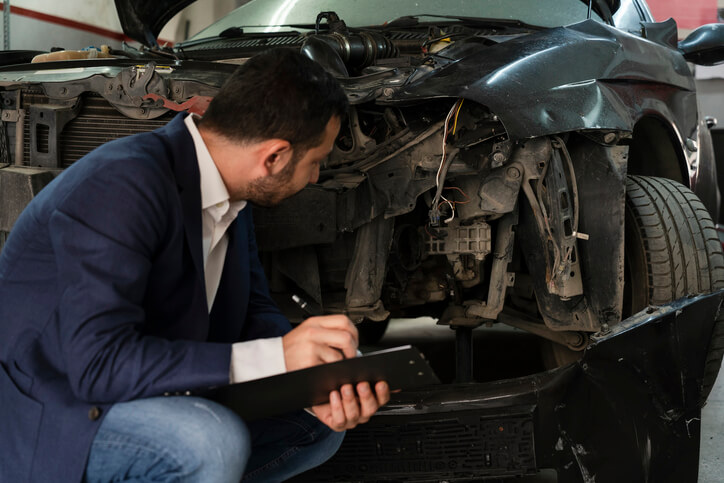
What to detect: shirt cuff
<box><xmin>229</xmin><ymin>337</ymin><xmax>287</xmax><ymax>384</ymax></box>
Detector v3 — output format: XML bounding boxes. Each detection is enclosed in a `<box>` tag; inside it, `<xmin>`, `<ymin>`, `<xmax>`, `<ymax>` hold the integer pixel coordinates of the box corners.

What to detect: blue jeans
<box><xmin>84</xmin><ymin>396</ymin><xmax>344</xmax><ymax>482</ymax></box>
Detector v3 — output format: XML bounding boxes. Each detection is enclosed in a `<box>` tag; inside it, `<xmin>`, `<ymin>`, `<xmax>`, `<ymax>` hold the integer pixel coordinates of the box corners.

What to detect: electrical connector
<box><xmin>428</xmin><ymin>209</ymin><xmax>441</xmax><ymax>227</ymax></box>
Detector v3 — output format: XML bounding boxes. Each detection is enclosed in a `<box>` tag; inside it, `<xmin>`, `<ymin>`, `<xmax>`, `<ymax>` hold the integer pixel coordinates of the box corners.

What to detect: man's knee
<box><xmin>317</xmin><ymin>427</ymin><xmax>345</xmax><ymax>463</ymax></box>
<box><xmin>292</xmin><ymin>413</ymin><xmax>346</xmax><ymax>468</ymax></box>
<box><xmin>89</xmin><ymin>396</ymin><xmax>251</xmax><ymax>482</ymax></box>
<box><xmin>174</xmin><ymin>398</ymin><xmax>252</xmax><ymax>476</ymax></box>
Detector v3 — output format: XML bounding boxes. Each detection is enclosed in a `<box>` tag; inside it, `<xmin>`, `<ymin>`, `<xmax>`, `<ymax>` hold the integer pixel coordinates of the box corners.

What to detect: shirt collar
<box><xmin>184</xmin><ymin>114</ymin><xmax>246</xmax><ymax>216</ymax></box>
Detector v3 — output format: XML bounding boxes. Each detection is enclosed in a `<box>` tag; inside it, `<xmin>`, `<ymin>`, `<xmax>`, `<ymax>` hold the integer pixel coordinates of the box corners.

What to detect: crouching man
<box><xmin>0</xmin><ymin>49</ymin><xmax>389</xmax><ymax>482</ymax></box>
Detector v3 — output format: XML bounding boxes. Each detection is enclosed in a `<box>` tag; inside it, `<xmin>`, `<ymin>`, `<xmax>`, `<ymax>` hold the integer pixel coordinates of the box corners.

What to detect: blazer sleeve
<box><xmin>50</xmin><ymin>157</ymin><xmax>231</xmax><ymax>404</ymax></box>
<box><xmin>237</xmin><ymin>207</ymin><xmax>293</xmax><ymax>341</ymax></box>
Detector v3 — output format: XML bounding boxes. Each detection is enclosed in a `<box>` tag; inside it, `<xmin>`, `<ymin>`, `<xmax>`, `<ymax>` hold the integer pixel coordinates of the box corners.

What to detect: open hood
<box><xmin>114</xmin><ymin>0</ymin><xmax>620</xmax><ymax>48</ymax></box>
<box><xmin>114</xmin><ymin>0</ymin><xmax>196</xmax><ymax>47</ymax></box>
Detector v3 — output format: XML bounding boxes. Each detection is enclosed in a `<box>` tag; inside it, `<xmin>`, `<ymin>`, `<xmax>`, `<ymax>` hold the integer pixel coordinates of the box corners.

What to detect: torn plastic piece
<box><xmin>142</xmin><ymin>93</ymin><xmax>214</xmax><ymax>116</ymax></box>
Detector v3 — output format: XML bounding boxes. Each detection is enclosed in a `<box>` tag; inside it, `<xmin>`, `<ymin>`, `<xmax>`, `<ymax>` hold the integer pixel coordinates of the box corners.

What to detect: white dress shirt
<box><xmin>184</xmin><ymin>114</ymin><xmax>287</xmax><ymax>384</ymax></box>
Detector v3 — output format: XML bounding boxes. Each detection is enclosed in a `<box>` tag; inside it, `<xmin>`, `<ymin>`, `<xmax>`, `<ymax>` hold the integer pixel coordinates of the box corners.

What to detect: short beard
<box><xmin>244</xmin><ymin>150</ymin><xmax>300</xmax><ymax>207</ymax></box>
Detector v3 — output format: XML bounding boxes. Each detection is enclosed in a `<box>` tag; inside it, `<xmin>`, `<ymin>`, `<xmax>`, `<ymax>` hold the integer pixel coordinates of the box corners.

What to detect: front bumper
<box><xmin>295</xmin><ymin>292</ymin><xmax>723</xmax><ymax>482</ymax></box>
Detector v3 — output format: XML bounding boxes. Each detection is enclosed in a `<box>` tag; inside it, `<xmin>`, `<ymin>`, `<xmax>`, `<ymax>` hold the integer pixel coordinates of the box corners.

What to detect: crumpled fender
<box><xmin>390</xmin><ymin>19</ymin><xmax>696</xmax><ymax>141</ymax></box>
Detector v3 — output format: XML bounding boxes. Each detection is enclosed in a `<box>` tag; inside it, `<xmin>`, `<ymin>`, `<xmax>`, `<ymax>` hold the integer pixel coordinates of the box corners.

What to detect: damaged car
<box><xmin>1</xmin><ymin>0</ymin><xmax>724</xmax><ymax>480</ymax></box>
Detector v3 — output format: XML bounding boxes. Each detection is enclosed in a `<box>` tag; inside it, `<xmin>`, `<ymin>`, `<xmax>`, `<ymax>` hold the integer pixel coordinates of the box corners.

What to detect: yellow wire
<box><xmin>452</xmin><ymin>98</ymin><xmax>464</xmax><ymax>135</ymax></box>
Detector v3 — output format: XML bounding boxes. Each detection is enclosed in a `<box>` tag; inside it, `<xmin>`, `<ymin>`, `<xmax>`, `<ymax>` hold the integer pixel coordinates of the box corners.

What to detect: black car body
<box><xmin>1</xmin><ymin>0</ymin><xmax>724</xmax><ymax>480</ymax></box>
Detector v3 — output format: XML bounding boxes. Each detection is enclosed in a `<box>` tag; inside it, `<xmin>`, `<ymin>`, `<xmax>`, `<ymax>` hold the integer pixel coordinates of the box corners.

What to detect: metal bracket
<box><xmin>1</xmin><ymin>109</ymin><xmax>19</xmax><ymax>123</ymax></box>
<box><xmin>498</xmin><ymin>310</ymin><xmax>588</xmax><ymax>351</ymax></box>
<box><xmin>464</xmin><ymin>209</ymin><xmax>518</xmax><ymax>320</ymax></box>
<box><xmin>520</xmin><ymin>138</ymin><xmax>584</xmax><ymax>299</ymax></box>
<box><xmin>28</xmin><ymin>102</ymin><xmax>81</xmax><ymax>168</ymax></box>
<box><xmin>102</xmin><ymin>62</ymin><xmax>170</xmax><ymax>119</ymax></box>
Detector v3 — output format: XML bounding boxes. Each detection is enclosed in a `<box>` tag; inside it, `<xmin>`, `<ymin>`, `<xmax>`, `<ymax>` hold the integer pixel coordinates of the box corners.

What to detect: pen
<box><xmin>292</xmin><ymin>294</ymin><xmax>319</xmax><ymax>316</ymax></box>
<box><xmin>291</xmin><ymin>294</ymin><xmax>363</xmax><ymax>358</ymax></box>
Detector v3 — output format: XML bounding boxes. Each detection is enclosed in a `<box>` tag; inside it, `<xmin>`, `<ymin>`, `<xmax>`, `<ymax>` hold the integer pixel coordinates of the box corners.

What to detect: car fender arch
<box><xmin>627</xmin><ymin>114</ymin><xmax>688</xmax><ymax>186</ymax></box>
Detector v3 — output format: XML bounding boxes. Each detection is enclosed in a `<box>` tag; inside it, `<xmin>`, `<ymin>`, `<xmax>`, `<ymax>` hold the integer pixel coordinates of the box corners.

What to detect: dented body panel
<box><xmin>391</xmin><ymin>20</ymin><xmax>695</xmax><ymax>139</ymax></box>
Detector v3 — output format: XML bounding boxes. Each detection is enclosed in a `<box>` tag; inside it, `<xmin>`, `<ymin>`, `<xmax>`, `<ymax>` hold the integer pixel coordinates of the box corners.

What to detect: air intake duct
<box><xmin>302</xmin><ymin>31</ymin><xmax>397</xmax><ymax>73</ymax></box>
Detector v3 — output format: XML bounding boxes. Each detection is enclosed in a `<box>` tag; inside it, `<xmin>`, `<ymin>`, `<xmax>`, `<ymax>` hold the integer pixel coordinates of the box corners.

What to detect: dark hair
<box><xmin>199</xmin><ymin>48</ymin><xmax>348</xmax><ymax>152</ymax></box>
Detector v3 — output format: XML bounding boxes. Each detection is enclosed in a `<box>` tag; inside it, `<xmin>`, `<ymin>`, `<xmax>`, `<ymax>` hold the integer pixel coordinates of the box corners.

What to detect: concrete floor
<box><xmin>369</xmin><ymin>317</ymin><xmax>724</xmax><ymax>482</ymax></box>
<box><xmin>699</xmin><ymin>369</ymin><xmax>723</xmax><ymax>482</ymax></box>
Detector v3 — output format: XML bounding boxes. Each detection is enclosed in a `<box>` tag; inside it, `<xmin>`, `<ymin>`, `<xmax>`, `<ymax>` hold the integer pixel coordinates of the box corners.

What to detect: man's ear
<box><xmin>259</xmin><ymin>139</ymin><xmax>293</xmax><ymax>176</ymax></box>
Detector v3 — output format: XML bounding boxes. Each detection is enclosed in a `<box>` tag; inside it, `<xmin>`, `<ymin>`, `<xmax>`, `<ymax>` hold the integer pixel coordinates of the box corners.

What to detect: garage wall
<box><xmin>0</xmin><ymin>0</ymin><xmax>128</xmax><ymax>51</ymax></box>
<box><xmin>0</xmin><ymin>0</ymin><xmax>250</xmax><ymax>52</ymax></box>
<box><xmin>646</xmin><ymin>0</ymin><xmax>721</xmax><ymax>36</ymax></box>
<box><xmin>697</xmin><ymin>65</ymin><xmax>724</xmax><ymax>120</ymax></box>
<box><xmin>696</xmin><ymin>65</ymin><xmax>724</xmax><ymax>176</ymax></box>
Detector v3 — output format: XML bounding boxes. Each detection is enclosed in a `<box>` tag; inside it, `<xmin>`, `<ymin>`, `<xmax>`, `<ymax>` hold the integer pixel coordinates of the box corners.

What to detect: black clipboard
<box><xmin>198</xmin><ymin>345</ymin><xmax>439</xmax><ymax>421</ymax></box>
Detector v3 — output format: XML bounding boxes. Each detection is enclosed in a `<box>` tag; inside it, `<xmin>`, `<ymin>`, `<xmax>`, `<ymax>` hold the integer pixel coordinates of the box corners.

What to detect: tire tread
<box><xmin>626</xmin><ymin>176</ymin><xmax>724</xmax><ymax>402</ymax></box>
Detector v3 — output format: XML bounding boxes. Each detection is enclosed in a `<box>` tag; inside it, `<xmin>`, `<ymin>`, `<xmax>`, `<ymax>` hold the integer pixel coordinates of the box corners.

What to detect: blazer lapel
<box><xmin>164</xmin><ymin>114</ymin><xmax>207</xmax><ymax>308</ymax></box>
<box><xmin>208</xmin><ymin>219</ymin><xmax>244</xmax><ymax>341</ymax></box>
<box><xmin>179</xmin><ymin>174</ymin><xmax>204</xmax><ymax>284</ymax></box>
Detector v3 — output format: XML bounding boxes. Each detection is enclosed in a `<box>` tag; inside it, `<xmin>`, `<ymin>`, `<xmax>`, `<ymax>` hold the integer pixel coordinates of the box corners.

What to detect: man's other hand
<box><xmin>282</xmin><ymin>315</ymin><xmax>359</xmax><ymax>371</ymax></box>
<box><xmin>312</xmin><ymin>381</ymin><xmax>390</xmax><ymax>431</ymax></box>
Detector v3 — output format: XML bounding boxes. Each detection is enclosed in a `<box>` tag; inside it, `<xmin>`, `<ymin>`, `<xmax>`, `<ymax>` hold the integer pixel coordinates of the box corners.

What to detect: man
<box><xmin>0</xmin><ymin>49</ymin><xmax>389</xmax><ymax>482</ymax></box>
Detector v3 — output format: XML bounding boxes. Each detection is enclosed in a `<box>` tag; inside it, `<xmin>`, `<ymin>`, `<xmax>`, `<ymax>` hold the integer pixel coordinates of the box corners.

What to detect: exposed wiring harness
<box><xmin>429</xmin><ymin>98</ymin><xmax>465</xmax><ymax>226</ymax></box>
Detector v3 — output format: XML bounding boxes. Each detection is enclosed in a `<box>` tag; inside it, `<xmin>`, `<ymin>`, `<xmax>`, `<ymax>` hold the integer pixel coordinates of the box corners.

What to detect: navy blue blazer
<box><xmin>0</xmin><ymin>114</ymin><xmax>292</xmax><ymax>482</ymax></box>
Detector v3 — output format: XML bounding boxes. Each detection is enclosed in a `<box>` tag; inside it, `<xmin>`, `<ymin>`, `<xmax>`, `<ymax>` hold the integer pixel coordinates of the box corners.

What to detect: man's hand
<box><xmin>282</xmin><ymin>315</ymin><xmax>390</xmax><ymax>430</ymax></box>
<box><xmin>282</xmin><ymin>315</ymin><xmax>359</xmax><ymax>371</ymax></box>
<box><xmin>311</xmin><ymin>381</ymin><xmax>390</xmax><ymax>431</ymax></box>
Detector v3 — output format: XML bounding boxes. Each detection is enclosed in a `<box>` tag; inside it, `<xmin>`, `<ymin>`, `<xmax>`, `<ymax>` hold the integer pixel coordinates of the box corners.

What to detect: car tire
<box><xmin>543</xmin><ymin>175</ymin><xmax>724</xmax><ymax>402</ymax></box>
<box><xmin>623</xmin><ymin>175</ymin><xmax>724</xmax><ymax>401</ymax></box>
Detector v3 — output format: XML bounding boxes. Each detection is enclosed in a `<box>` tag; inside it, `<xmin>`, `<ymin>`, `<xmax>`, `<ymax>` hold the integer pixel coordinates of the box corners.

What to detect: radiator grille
<box><xmin>294</xmin><ymin>411</ymin><xmax>536</xmax><ymax>481</ymax></box>
<box><xmin>16</xmin><ymin>93</ymin><xmax>174</xmax><ymax>167</ymax></box>
<box><xmin>57</xmin><ymin>113</ymin><xmax>174</xmax><ymax>167</ymax></box>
